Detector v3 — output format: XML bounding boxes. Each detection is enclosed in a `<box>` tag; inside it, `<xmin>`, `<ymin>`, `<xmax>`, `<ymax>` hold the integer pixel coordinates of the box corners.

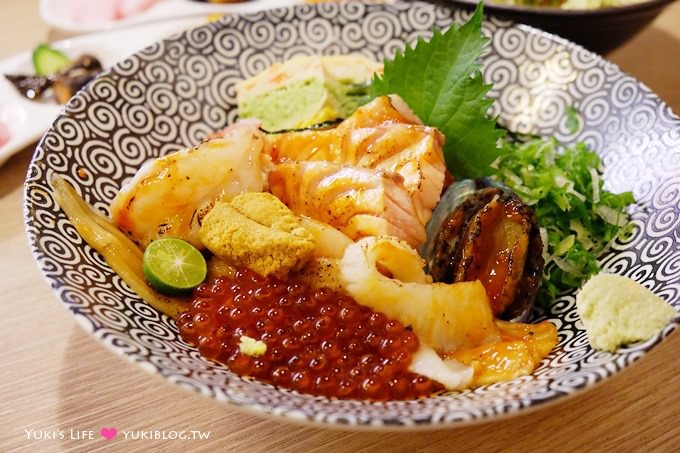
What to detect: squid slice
<box><xmin>408</xmin><ymin>344</ymin><xmax>474</xmax><ymax>391</ymax></box>
<box><xmin>340</xmin><ymin>236</ymin><xmax>500</xmax><ymax>353</ymax></box>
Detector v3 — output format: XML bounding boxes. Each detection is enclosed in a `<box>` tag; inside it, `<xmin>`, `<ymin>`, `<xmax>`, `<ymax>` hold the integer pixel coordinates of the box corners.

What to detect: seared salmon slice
<box><xmin>269</xmin><ymin>161</ymin><xmax>427</xmax><ymax>247</ymax></box>
<box><xmin>268</xmin><ymin>96</ymin><xmax>446</xmax><ymax>226</ymax></box>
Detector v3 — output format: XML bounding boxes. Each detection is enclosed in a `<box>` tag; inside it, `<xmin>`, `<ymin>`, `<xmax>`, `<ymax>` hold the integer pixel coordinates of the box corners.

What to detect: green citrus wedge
<box><xmin>143</xmin><ymin>238</ymin><xmax>207</xmax><ymax>295</ymax></box>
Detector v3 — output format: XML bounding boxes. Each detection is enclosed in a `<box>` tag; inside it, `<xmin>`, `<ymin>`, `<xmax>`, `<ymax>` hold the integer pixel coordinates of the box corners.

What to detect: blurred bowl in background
<box><xmin>447</xmin><ymin>0</ymin><xmax>677</xmax><ymax>54</ymax></box>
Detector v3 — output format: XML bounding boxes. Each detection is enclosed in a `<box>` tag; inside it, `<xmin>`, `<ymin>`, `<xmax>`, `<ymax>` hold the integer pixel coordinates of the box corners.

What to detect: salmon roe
<box><xmin>177</xmin><ymin>268</ymin><xmax>442</xmax><ymax>400</ymax></box>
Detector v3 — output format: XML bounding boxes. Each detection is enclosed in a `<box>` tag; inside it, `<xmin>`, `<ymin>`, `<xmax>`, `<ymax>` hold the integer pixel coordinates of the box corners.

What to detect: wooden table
<box><xmin>1</xmin><ymin>1</ymin><xmax>679</xmax><ymax>451</ymax></box>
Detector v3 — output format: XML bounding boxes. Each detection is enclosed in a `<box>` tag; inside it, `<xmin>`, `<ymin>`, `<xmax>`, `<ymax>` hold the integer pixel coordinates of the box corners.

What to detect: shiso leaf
<box><xmin>369</xmin><ymin>3</ymin><xmax>505</xmax><ymax>179</ymax></box>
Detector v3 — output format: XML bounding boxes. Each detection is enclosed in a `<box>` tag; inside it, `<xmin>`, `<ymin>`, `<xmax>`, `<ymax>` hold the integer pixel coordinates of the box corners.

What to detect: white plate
<box><xmin>0</xmin><ymin>17</ymin><xmax>204</xmax><ymax>166</ymax></box>
<box><xmin>40</xmin><ymin>0</ymin><xmax>302</xmax><ymax>34</ymax></box>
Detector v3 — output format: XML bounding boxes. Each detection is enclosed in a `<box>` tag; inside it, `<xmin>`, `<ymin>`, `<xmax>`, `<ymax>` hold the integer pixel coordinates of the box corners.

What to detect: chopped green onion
<box><xmin>569</xmin><ymin>219</ymin><xmax>594</xmax><ymax>251</ymax></box>
<box><xmin>554</xmin><ymin>235</ymin><xmax>575</xmax><ymax>256</ymax></box>
<box><xmin>596</xmin><ymin>205</ymin><xmax>629</xmax><ymax>227</ymax></box>
<box><xmin>491</xmin><ymin>136</ymin><xmax>634</xmax><ymax>309</ymax></box>
<box><xmin>589</xmin><ymin>168</ymin><xmax>600</xmax><ymax>203</ymax></box>
<box><xmin>553</xmin><ymin>257</ymin><xmax>585</xmax><ymax>277</ymax></box>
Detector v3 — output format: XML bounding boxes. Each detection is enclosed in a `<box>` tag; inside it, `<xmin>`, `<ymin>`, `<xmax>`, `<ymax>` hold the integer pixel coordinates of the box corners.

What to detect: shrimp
<box><xmin>110</xmin><ymin>121</ymin><xmax>270</xmax><ymax>249</ymax></box>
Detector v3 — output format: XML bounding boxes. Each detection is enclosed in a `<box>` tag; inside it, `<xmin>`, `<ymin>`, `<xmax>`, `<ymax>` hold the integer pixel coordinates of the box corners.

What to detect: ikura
<box><xmin>176</xmin><ymin>268</ymin><xmax>442</xmax><ymax>400</ymax></box>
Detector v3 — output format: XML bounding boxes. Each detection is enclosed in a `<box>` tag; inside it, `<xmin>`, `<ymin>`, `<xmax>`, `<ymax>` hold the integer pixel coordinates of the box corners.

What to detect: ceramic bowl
<box><xmin>24</xmin><ymin>1</ymin><xmax>680</xmax><ymax>429</ymax></box>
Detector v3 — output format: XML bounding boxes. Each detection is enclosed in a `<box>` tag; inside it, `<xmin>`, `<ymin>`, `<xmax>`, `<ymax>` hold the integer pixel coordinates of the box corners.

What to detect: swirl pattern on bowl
<box><xmin>24</xmin><ymin>1</ymin><xmax>680</xmax><ymax>428</ymax></box>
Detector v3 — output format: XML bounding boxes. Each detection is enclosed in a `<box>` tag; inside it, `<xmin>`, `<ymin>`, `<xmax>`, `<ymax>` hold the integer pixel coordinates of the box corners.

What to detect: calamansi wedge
<box><xmin>143</xmin><ymin>238</ymin><xmax>207</xmax><ymax>295</ymax></box>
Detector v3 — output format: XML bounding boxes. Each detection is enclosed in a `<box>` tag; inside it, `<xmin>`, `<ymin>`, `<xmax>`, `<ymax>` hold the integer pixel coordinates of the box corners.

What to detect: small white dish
<box><xmin>40</xmin><ymin>0</ymin><xmax>302</xmax><ymax>34</ymax></box>
<box><xmin>0</xmin><ymin>17</ymin><xmax>202</xmax><ymax>166</ymax></box>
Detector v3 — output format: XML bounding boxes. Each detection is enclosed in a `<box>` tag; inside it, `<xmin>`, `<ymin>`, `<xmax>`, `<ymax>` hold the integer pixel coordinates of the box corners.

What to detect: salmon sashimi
<box><xmin>336</xmin><ymin>94</ymin><xmax>421</xmax><ymax>129</ymax></box>
<box><xmin>269</xmin><ymin>161</ymin><xmax>426</xmax><ymax>247</ymax></box>
<box><xmin>110</xmin><ymin>121</ymin><xmax>270</xmax><ymax>249</ymax></box>
<box><xmin>268</xmin><ymin>96</ymin><xmax>446</xmax><ymax>226</ymax></box>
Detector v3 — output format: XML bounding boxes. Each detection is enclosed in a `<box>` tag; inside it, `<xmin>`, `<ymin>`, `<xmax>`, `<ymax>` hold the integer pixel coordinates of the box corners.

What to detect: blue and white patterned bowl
<box><xmin>24</xmin><ymin>1</ymin><xmax>680</xmax><ymax>429</ymax></box>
